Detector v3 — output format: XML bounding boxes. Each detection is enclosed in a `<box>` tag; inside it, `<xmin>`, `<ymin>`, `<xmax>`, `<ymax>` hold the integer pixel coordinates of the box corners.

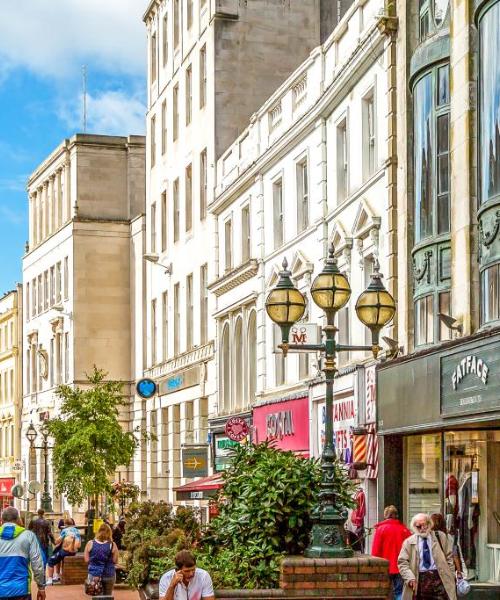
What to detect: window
<box><xmin>173</xmin><ymin>178</ymin><xmax>180</xmax><ymax>242</ymax></box>
<box><xmin>247</xmin><ymin>312</ymin><xmax>257</xmax><ymax>403</ymax></box>
<box><xmin>32</xmin><ymin>278</ymin><xmax>36</xmax><ymax>317</ymax></box>
<box><xmin>162</xmin><ymin>291</ymin><xmax>168</xmax><ymax>361</ymax></box>
<box><xmin>363</xmin><ymin>91</ymin><xmax>376</xmax><ymax>180</ymax></box>
<box><xmin>162</xmin><ymin>14</ymin><xmax>168</xmax><ymax>67</ymax></box>
<box><xmin>173</xmin><ymin>84</ymin><xmax>179</xmax><ymax>141</ymax></box>
<box><xmin>200</xmin><ymin>149</ymin><xmax>207</xmax><ymax>220</ymax></box>
<box><xmin>161</xmin><ymin>100</ymin><xmax>167</xmax><ymax>155</ymax></box>
<box><xmin>234</xmin><ymin>318</ymin><xmax>243</xmax><ymax>407</ymax></box>
<box><xmin>185</xmin><ymin>164</ymin><xmax>193</xmax><ymax>232</ymax></box>
<box><xmin>241</xmin><ymin>205</ymin><xmax>251</xmax><ymax>262</ymax></box>
<box><xmin>161</xmin><ymin>191</ymin><xmax>167</xmax><ymax>252</ymax></box>
<box><xmin>64</xmin><ymin>257</ymin><xmax>69</xmax><ymax>299</ymax></box>
<box><xmin>296</xmin><ymin>159</ymin><xmax>309</xmax><ymax>233</ymax></box>
<box><xmin>26</xmin><ymin>349</ymin><xmax>30</xmax><ymax>394</ymax></box>
<box><xmin>151</xmin><ymin>299</ymin><xmax>157</xmax><ymax>365</ymax></box>
<box><xmin>415</xmin><ymin>294</ymin><xmax>434</xmax><ymax>346</ymax></box>
<box><xmin>337</xmin><ymin>119</ymin><xmax>348</xmax><ymax>203</ymax></box>
<box><xmin>413</xmin><ymin>65</ymin><xmax>450</xmax><ymax>243</ymax></box>
<box><xmin>275</xmin><ymin>325</ymin><xmax>286</xmax><ymax>386</ymax></box>
<box><xmin>174</xmin><ymin>0</ymin><xmax>180</xmax><ymax>48</ymax></box>
<box><xmin>438</xmin><ymin>291</ymin><xmax>452</xmax><ymax>341</ymax></box>
<box><xmin>151</xmin><ymin>115</ymin><xmax>156</xmax><ymax>167</ymax></box>
<box><xmin>221</xmin><ymin>324</ymin><xmax>230</xmax><ymax>411</ymax></box>
<box><xmin>151</xmin><ymin>32</ymin><xmax>157</xmax><ymax>82</ymax></box>
<box><xmin>26</xmin><ymin>282</ymin><xmax>30</xmax><ymax>321</ymax></box>
<box><xmin>337</xmin><ymin>305</ymin><xmax>350</xmax><ymax>367</ymax></box>
<box><xmin>44</xmin><ymin>271</ymin><xmax>49</xmax><ymax>310</ymax></box>
<box><xmin>273</xmin><ymin>179</ymin><xmax>284</xmax><ymax>249</ymax></box>
<box><xmin>186</xmin><ymin>274</ymin><xmax>193</xmax><ymax>349</ymax></box>
<box><xmin>419</xmin><ymin>0</ymin><xmax>430</xmax><ymax>41</ymax></box>
<box><xmin>186</xmin><ymin>65</ymin><xmax>192</xmax><ymax>125</ymax></box>
<box><xmin>37</xmin><ymin>274</ymin><xmax>43</xmax><ymax>312</ymax></box>
<box><xmin>481</xmin><ymin>263</ymin><xmax>500</xmax><ymax>324</ymax></box>
<box><xmin>50</xmin><ymin>266</ymin><xmax>55</xmax><ymax>306</ymax></box>
<box><xmin>64</xmin><ymin>332</ymin><xmax>69</xmax><ymax>382</ymax></box>
<box><xmin>224</xmin><ymin>219</ymin><xmax>232</xmax><ymax>272</ymax></box>
<box><xmin>150</xmin><ymin>202</ymin><xmax>157</xmax><ymax>253</ymax></box>
<box><xmin>56</xmin><ymin>262</ymin><xmax>61</xmax><ymax>303</ymax></box>
<box><xmin>199</xmin><ymin>45</ymin><xmax>207</xmax><ymax>109</ymax></box>
<box><xmin>174</xmin><ymin>283</ymin><xmax>180</xmax><ymax>355</ymax></box>
<box><xmin>56</xmin><ymin>333</ymin><xmax>62</xmax><ymax>384</ymax></box>
<box><xmin>200</xmin><ymin>264</ymin><xmax>208</xmax><ymax>344</ymax></box>
<box><xmin>187</xmin><ymin>0</ymin><xmax>193</xmax><ymax>30</ymax></box>
<box><xmin>50</xmin><ymin>338</ymin><xmax>54</xmax><ymax>387</ymax></box>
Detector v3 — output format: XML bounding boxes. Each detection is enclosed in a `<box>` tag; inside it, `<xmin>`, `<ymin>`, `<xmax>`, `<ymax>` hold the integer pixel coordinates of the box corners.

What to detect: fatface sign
<box><xmin>441</xmin><ymin>338</ymin><xmax>500</xmax><ymax>417</ymax></box>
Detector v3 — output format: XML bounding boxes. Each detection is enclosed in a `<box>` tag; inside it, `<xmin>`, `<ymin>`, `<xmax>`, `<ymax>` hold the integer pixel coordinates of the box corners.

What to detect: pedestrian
<box><xmin>398</xmin><ymin>512</ymin><xmax>457</xmax><ymax>600</ymax></box>
<box><xmin>159</xmin><ymin>550</ymin><xmax>215</xmax><ymax>600</ymax></box>
<box><xmin>431</xmin><ymin>513</ymin><xmax>465</xmax><ymax>579</ymax></box>
<box><xmin>57</xmin><ymin>510</ymin><xmax>75</xmax><ymax>531</ymax></box>
<box><xmin>28</xmin><ymin>508</ymin><xmax>55</xmax><ymax>565</ymax></box>
<box><xmin>46</xmin><ymin>518</ymin><xmax>82</xmax><ymax>585</ymax></box>
<box><xmin>112</xmin><ymin>518</ymin><xmax>126</xmax><ymax>550</ymax></box>
<box><xmin>83</xmin><ymin>523</ymin><xmax>119</xmax><ymax>596</ymax></box>
<box><xmin>0</xmin><ymin>506</ymin><xmax>46</xmax><ymax>600</ymax></box>
<box><xmin>371</xmin><ymin>505</ymin><xmax>411</xmax><ymax>600</ymax></box>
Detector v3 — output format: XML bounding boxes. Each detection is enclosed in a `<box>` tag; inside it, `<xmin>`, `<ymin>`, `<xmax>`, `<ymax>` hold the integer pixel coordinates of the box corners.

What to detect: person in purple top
<box><xmin>84</xmin><ymin>523</ymin><xmax>119</xmax><ymax>596</ymax></box>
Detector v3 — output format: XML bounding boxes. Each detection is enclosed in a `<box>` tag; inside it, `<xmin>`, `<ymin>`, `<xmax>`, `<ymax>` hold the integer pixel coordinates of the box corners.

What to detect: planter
<box><xmin>139</xmin><ymin>581</ymin><xmax>160</xmax><ymax>600</ymax></box>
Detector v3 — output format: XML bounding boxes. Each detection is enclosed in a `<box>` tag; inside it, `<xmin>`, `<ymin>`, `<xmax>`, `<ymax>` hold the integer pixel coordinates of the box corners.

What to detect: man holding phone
<box><xmin>159</xmin><ymin>550</ymin><xmax>214</xmax><ymax>600</ymax></box>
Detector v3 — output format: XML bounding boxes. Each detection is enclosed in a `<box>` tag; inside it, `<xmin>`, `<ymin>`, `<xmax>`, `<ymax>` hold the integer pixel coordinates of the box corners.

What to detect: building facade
<box><xmin>211</xmin><ymin>0</ymin><xmax>397</xmax><ymax>544</ymax></box>
<box><xmin>376</xmin><ymin>0</ymin><xmax>500</xmax><ymax>594</ymax></box>
<box><xmin>0</xmin><ymin>288</ymin><xmax>22</xmax><ymax>506</ymax></box>
<box><xmin>140</xmin><ymin>0</ymin><xmax>340</xmax><ymax>507</ymax></box>
<box><xmin>22</xmin><ymin>134</ymin><xmax>145</xmax><ymax>515</ymax></box>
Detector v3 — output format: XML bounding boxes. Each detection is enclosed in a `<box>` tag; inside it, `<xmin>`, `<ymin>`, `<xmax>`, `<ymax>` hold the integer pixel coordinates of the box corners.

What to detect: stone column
<box><xmin>47</xmin><ymin>176</ymin><xmax>54</xmax><ymax>236</ymax></box>
<box><xmin>64</xmin><ymin>161</ymin><xmax>71</xmax><ymax>222</ymax></box>
<box><xmin>36</xmin><ymin>188</ymin><xmax>42</xmax><ymax>244</ymax></box>
<box><xmin>29</xmin><ymin>194</ymin><xmax>35</xmax><ymax>249</ymax></box>
<box><xmin>56</xmin><ymin>169</ymin><xmax>63</xmax><ymax>228</ymax></box>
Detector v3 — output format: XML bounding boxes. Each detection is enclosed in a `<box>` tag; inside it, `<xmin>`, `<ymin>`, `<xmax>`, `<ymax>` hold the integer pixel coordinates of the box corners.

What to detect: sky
<box><xmin>0</xmin><ymin>0</ymin><xmax>147</xmax><ymax>293</ymax></box>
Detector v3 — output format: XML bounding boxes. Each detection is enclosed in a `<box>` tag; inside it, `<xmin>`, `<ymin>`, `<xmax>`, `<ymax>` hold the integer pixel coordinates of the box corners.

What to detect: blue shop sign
<box><xmin>136</xmin><ymin>378</ymin><xmax>157</xmax><ymax>399</ymax></box>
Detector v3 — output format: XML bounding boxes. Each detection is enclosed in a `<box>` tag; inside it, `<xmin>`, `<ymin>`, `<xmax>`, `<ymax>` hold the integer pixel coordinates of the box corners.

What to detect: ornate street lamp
<box><xmin>25</xmin><ymin>422</ymin><xmax>53</xmax><ymax>513</ymax></box>
<box><xmin>265</xmin><ymin>244</ymin><xmax>395</xmax><ymax>557</ymax></box>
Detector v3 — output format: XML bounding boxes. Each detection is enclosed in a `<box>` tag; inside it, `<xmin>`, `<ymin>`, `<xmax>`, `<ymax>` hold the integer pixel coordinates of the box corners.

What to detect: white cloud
<box><xmin>59</xmin><ymin>90</ymin><xmax>146</xmax><ymax>136</ymax></box>
<box><xmin>0</xmin><ymin>0</ymin><xmax>145</xmax><ymax>79</ymax></box>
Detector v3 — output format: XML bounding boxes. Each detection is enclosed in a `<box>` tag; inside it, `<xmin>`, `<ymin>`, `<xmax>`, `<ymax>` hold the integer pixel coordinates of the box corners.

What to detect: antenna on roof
<box><xmin>82</xmin><ymin>65</ymin><xmax>88</xmax><ymax>133</ymax></box>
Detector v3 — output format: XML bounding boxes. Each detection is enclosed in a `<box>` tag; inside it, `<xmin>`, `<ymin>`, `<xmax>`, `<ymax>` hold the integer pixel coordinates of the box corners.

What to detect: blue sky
<box><xmin>0</xmin><ymin>0</ymin><xmax>147</xmax><ymax>293</ymax></box>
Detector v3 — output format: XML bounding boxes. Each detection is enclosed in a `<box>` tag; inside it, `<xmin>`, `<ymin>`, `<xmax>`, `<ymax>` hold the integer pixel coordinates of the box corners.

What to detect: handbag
<box><xmin>84</xmin><ymin>541</ymin><xmax>113</xmax><ymax>596</ymax></box>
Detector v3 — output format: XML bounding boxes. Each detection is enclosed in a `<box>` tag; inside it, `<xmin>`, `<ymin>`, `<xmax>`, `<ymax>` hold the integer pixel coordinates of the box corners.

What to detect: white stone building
<box><xmin>0</xmin><ymin>287</ymin><xmax>23</xmax><ymax>505</ymax></box>
<box><xmin>211</xmin><ymin>0</ymin><xmax>397</xmax><ymax>545</ymax></box>
<box><xmin>22</xmin><ymin>134</ymin><xmax>145</xmax><ymax>515</ymax></box>
<box><xmin>140</xmin><ymin>0</ymin><xmax>338</xmax><ymax>508</ymax></box>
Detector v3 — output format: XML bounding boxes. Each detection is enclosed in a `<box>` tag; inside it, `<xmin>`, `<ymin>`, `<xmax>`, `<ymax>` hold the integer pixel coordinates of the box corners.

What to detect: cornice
<box><xmin>208</xmin><ymin>259</ymin><xmax>259</xmax><ymax>297</ymax></box>
<box><xmin>144</xmin><ymin>341</ymin><xmax>215</xmax><ymax>380</ymax></box>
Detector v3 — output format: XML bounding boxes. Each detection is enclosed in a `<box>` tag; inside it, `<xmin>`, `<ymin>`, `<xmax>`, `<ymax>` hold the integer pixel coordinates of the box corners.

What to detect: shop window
<box><xmin>405</xmin><ymin>433</ymin><xmax>442</xmax><ymax>524</ymax></box>
<box><xmin>415</xmin><ymin>294</ymin><xmax>434</xmax><ymax>346</ymax></box>
<box><xmin>444</xmin><ymin>431</ymin><xmax>500</xmax><ymax>582</ymax></box>
<box><xmin>481</xmin><ymin>263</ymin><xmax>500</xmax><ymax>324</ymax></box>
<box><xmin>413</xmin><ymin>64</ymin><xmax>450</xmax><ymax>243</ymax></box>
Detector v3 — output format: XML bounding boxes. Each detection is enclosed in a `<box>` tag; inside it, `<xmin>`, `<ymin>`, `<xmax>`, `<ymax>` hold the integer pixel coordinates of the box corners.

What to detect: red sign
<box><xmin>0</xmin><ymin>478</ymin><xmax>16</xmax><ymax>497</ymax></box>
<box><xmin>225</xmin><ymin>417</ymin><xmax>249</xmax><ymax>442</ymax></box>
<box><xmin>253</xmin><ymin>397</ymin><xmax>309</xmax><ymax>455</ymax></box>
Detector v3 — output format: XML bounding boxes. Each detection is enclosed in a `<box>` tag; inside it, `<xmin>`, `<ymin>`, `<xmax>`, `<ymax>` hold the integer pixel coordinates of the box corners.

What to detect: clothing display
<box><xmin>457</xmin><ymin>472</ymin><xmax>480</xmax><ymax>570</ymax></box>
<box><xmin>346</xmin><ymin>489</ymin><xmax>366</xmax><ymax>552</ymax></box>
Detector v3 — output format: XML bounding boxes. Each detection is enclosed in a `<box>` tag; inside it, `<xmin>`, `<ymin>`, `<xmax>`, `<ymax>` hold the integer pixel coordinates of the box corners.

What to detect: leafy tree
<box><xmin>198</xmin><ymin>442</ymin><xmax>356</xmax><ymax>588</ymax></box>
<box><xmin>46</xmin><ymin>367</ymin><xmax>138</xmax><ymax>505</ymax></box>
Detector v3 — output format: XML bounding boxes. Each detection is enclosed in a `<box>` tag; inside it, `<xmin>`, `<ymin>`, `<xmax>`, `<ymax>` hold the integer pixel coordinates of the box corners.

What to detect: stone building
<box><xmin>22</xmin><ymin>134</ymin><xmax>145</xmax><ymax>515</ymax></box>
<box><xmin>376</xmin><ymin>1</ymin><xmax>500</xmax><ymax>594</ymax></box>
<box><xmin>209</xmin><ymin>0</ymin><xmax>397</xmax><ymax>546</ymax></box>
<box><xmin>0</xmin><ymin>287</ymin><xmax>23</xmax><ymax>505</ymax></box>
<box><xmin>140</xmin><ymin>0</ymin><xmax>343</xmax><ymax>509</ymax></box>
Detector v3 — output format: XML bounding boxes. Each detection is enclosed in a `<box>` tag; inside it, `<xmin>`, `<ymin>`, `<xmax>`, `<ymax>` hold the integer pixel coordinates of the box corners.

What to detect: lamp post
<box><xmin>25</xmin><ymin>422</ymin><xmax>53</xmax><ymax>513</ymax></box>
<box><xmin>265</xmin><ymin>244</ymin><xmax>395</xmax><ymax>557</ymax></box>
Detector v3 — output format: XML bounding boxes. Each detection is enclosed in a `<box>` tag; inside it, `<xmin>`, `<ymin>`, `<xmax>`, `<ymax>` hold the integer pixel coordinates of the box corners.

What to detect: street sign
<box><xmin>273</xmin><ymin>323</ymin><xmax>321</xmax><ymax>352</ymax></box>
<box><xmin>182</xmin><ymin>447</ymin><xmax>209</xmax><ymax>478</ymax></box>
<box><xmin>225</xmin><ymin>417</ymin><xmax>249</xmax><ymax>441</ymax></box>
<box><xmin>136</xmin><ymin>378</ymin><xmax>157</xmax><ymax>399</ymax></box>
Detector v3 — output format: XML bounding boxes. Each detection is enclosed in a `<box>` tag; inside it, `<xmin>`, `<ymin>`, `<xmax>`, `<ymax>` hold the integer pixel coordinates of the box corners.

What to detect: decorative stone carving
<box><xmin>413</xmin><ymin>250</ymin><xmax>433</xmax><ymax>284</ymax></box>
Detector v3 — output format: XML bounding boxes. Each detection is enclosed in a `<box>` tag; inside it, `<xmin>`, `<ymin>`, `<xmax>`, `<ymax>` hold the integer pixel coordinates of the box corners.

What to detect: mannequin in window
<box><xmin>445</xmin><ymin>472</ymin><xmax>458</xmax><ymax>532</ymax></box>
<box><xmin>458</xmin><ymin>465</ymin><xmax>480</xmax><ymax>570</ymax></box>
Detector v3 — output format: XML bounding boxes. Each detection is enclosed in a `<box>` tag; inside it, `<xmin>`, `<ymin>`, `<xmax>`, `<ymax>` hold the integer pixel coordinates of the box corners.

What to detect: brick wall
<box><xmin>61</xmin><ymin>554</ymin><xmax>88</xmax><ymax>585</ymax></box>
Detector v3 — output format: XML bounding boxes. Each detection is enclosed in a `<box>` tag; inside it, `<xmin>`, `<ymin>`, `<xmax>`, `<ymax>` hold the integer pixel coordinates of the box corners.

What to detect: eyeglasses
<box><xmin>415</xmin><ymin>524</ymin><xmax>427</xmax><ymax>530</ymax></box>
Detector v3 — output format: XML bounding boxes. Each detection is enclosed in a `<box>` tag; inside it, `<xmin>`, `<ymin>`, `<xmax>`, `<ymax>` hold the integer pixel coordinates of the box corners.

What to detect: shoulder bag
<box><xmin>84</xmin><ymin>542</ymin><xmax>113</xmax><ymax>596</ymax></box>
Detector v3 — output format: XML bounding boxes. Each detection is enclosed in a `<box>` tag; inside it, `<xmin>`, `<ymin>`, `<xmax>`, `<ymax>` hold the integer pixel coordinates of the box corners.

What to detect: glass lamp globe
<box><xmin>355</xmin><ymin>262</ymin><xmax>396</xmax><ymax>336</ymax></box>
<box><xmin>265</xmin><ymin>258</ymin><xmax>306</xmax><ymax>343</ymax></box>
<box><xmin>311</xmin><ymin>244</ymin><xmax>351</xmax><ymax>315</ymax></box>
<box><xmin>25</xmin><ymin>422</ymin><xmax>37</xmax><ymax>444</ymax></box>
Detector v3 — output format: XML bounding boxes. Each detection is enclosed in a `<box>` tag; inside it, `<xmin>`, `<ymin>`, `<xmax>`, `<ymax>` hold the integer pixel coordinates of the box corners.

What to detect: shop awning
<box><xmin>174</xmin><ymin>473</ymin><xmax>224</xmax><ymax>501</ymax></box>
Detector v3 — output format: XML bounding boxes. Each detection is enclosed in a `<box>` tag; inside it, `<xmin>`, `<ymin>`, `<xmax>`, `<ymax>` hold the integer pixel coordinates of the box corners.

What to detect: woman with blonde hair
<box><xmin>84</xmin><ymin>523</ymin><xmax>119</xmax><ymax>595</ymax></box>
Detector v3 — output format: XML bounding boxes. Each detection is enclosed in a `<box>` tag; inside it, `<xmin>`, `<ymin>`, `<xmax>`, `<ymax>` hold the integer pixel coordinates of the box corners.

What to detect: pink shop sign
<box><xmin>253</xmin><ymin>396</ymin><xmax>309</xmax><ymax>455</ymax></box>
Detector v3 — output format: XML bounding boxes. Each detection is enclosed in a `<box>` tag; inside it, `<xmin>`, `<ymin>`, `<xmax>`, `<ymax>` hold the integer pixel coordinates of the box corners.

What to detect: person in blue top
<box><xmin>0</xmin><ymin>506</ymin><xmax>46</xmax><ymax>600</ymax></box>
<box><xmin>84</xmin><ymin>523</ymin><xmax>119</xmax><ymax>596</ymax></box>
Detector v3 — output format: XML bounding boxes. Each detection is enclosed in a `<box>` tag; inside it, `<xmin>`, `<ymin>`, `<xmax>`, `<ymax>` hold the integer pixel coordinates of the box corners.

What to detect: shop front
<box><xmin>377</xmin><ymin>330</ymin><xmax>500</xmax><ymax>593</ymax></box>
<box><xmin>252</xmin><ymin>394</ymin><xmax>309</xmax><ymax>455</ymax></box>
<box><xmin>208</xmin><ymin>412</ymin><xmax>252</xmax><ymax>472</ymax></box>
<box><xmin>0</xmin><ymin>477</ymin><xmax>15</xmax><ymax>507</ymax></box>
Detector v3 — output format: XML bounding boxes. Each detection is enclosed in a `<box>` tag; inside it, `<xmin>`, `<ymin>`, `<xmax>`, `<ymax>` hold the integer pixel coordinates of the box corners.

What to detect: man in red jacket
<box><xmin>372</xmin><ymin>505</ymin><xmax>411</xmax><ymax>600</ymax></box>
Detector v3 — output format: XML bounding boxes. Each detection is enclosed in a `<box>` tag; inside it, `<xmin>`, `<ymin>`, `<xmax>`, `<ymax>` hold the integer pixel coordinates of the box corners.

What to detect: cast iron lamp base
<box><xmin>41</xmin><ymin>492</ymin><xmax>53</xmax><ymax>513</ymax></box>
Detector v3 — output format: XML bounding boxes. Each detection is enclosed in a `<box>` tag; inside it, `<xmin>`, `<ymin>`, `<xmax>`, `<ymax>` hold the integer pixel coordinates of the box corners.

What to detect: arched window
<box><xmin>234</xmin><ymin>318</ymin><xmax>243</xmax><ymax>410</ymax></box>
<box><xmin>221</xmin><ymin>324</ymin><xmax>231</xmax><ymax>413</ymax></box>
<box><xmin>247</xmin><ymin>311</ymin><xmax>257</xmax><ymax>406</ymax></box>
